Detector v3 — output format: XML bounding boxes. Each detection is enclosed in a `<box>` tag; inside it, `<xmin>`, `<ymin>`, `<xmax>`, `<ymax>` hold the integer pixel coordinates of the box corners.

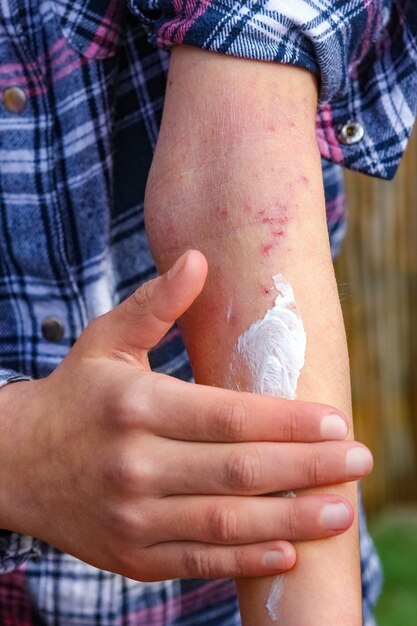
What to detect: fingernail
<box><xmin>262</xmin><ymin>550</ymin><xmax>285</xmax><ymax>570</ymax></box>
<box><xmin>321</xmin><ymin>502</ymin><xmax>351</xmax><ymax>530</ymax></box>
<box><xmin>345</xmin><ymin>447</ymin><xmax>373</xmax><ymax>477</ymax></box>
<box><xmin>320</xmin><ymin>414</ymin><xmax>348</xmax><ymax>440</ymax></box>
<box><xmin>167</xmin><ymin>251</ymin><xmax>190</xmax><ymax>280</ymax></box>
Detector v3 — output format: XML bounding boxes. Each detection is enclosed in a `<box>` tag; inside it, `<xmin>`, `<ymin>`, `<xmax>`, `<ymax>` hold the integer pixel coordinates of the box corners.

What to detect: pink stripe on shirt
<box><xmin>84</xmin><ymin>0</ymin><xmax>123</xmax><ymax>58</ymax></box>
<box><xmin>349</xmin><ymin>0</ymin><xmax>383</xmax><ymax>78</ymax></box>
<box><xmin>0</xmin><ymin>565</ymin><xmax>35</xmax><ymax>626</ymax></box>
<box><xmin>316</xmin><ymin>105</ymin><xmax>344</xmax><ymax>164</ymax></box>
<box><xmin>120</xmin><ymin>579</ymin><xmax>236</xmax><ymax>625</ymax></box>
<box><xmin>0</xmin><ymin>38</ymin><xmax>84</xmax><ymax>94</ymax></box>
<box><xmin>156</xmin><ymin>0</ymin><xmax>212</xmax><ymax>47</ymax></box>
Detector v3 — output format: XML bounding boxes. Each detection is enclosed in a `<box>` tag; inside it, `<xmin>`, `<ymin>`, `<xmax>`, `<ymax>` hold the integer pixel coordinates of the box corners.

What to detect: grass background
<box><xmin>371</xmin><ymin>508</ymin><xmax>417</xmax><ymax>626</ymax></box>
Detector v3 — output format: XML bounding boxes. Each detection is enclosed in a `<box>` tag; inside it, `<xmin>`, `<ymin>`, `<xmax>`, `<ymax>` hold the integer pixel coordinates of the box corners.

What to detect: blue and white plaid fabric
<box><xmin>1</xmin><ymin>0</ymin><xmax>408</xmax><ymax>623</ymax></box>
<box><xmin>130</xmin><ymin>0</ymin><xmax>417</xmax><ymax>179</ymax></box>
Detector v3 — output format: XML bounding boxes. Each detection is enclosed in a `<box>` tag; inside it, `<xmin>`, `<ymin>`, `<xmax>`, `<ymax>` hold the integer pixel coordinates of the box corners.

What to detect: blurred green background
<box><xmin>371</xmin><ymin>509</ymin><xmax>417</xmax><ymax>626</ymax></box>
<box><xmin>335</xmin><ymin>127</ymin><xmax>417</xmax><ymax>625</ymax></box>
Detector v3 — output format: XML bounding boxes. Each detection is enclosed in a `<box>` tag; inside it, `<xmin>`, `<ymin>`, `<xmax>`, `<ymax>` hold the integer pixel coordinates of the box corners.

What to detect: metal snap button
<box><xmin>3</xmin><ymin>87</ymin><xmax>27</xmax><ymax>113</ymax></box>
<box><xmin>337</xmin><ymin>120</ymin><xmax>364</xmax><ymax>145</ymax></box>
<box><xmin>41</xmin><ymin>316</ymin><xmax>65</xmax><ymax>343</ymax></box>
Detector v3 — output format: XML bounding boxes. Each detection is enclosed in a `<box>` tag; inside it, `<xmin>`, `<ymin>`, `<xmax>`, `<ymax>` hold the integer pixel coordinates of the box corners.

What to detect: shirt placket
<box><xmin>0</xmin><ymin>0</ymin><xmax>88</xmax><ymax>377</ymax></box>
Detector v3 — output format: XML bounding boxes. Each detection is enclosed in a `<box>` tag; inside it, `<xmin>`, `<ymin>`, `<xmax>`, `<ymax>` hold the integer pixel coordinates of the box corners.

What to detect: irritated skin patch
<box><xmin>230</xmin><ymin>275</ymin><xmax>306</xmax><ymax>621</ymax></box>
<box><xmin>215</xmin><ymin>200</ymin><xmax>289</xmax><ymax>251</ymax></box>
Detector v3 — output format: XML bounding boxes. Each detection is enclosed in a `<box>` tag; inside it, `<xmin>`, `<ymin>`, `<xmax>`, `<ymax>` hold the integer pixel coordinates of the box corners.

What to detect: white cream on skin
<box><xmin>231</xmin><ymin>274</ymin><xmax>306</xmax><ymax>621</ymax></box>
<box><xmin>233</xmin><ymin>274</ymin><xmax>306</xmax><ymax>400</ymax></box>
<box><xmin>266</xmin><ymin>576</ymin><xmax>285</xmax><ymax>622</ymax></box>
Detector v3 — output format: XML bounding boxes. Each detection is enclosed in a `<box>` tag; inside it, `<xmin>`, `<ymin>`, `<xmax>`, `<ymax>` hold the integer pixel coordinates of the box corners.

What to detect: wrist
<box><xmin>0</xmin><ymin>380</ymin><xmax>43</xmax><ymax>533</ymax></box>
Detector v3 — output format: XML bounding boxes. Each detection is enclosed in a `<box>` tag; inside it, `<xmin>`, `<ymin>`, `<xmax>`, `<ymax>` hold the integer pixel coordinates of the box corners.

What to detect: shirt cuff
<box><xmin>0</xmin><ymin>371</ymin><xmax>39</xmax><ymax>572</ymax></box>
<box><xmin>0</xmin><ymin>532</ymin><xmax>43</xmax><ymax>574</ymax></box>
<box><xmin>0</xmin><ymin>369</ymin><xmax>31</xmax><ymax>389</ymax></box>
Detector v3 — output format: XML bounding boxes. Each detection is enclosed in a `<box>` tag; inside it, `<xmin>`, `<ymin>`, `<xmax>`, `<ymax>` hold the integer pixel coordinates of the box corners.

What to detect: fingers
<box><xmin>138</xmin><ymin>373</ymin><xmax>349</xmax><ymax>443</ymax></box>
<box><xmin>122</xmin><ymin>493</ymin><xmax>352</xmax><ymax>580</ymax></box>
<box><xmin>147</xmin><ymin>494</ymin><xmax>353</xmax><ymax>545</ymax></box>
<box><xmin>84</xmin><ymin>249</ymin><xmax>208</xmax><ymax>358</ymax></box>
<box><xmin>137</xmin><ymin>540</ymin><xmax>296</xmax><ymax>581</ymax></box>
<box><xmin>147</xmin><ymin>440</ymin><xmax>373</xmax><ymax>496</ymax></box>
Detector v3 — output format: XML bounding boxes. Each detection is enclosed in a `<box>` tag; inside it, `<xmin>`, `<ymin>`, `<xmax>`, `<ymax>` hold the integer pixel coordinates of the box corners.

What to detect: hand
<box><xmin>0</xmin><ymin>250</ymin><xmax>373</xmax><ymax>581</ymax></box>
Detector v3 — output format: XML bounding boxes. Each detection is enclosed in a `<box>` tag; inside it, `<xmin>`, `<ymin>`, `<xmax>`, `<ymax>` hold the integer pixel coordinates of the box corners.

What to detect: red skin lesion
<box><xmin>216</xmin><ymin>205</ymin><xmax>229</xmax><ymax>217</ymax></box>
<box><xmin>261</xmin><ymin>243</ymin><xmax>274</xmax><ymax>256</ymax></box>
<box><xmin>253</xmin><ymin>199</ymin><xmax>290</xmax><ymax>256</ymax></box>
<box><xmin>213</xmin><ymin>197</ymin><xmax>290</xmax><ymax>254</ymax></box>
<box><xmin>261</xmin><ymin>216</ymin><xmax>279</xmax><ymax>225</ymax></box>
<box><xmin>256</xmin><ymin>201</ymin><xmax>288</xmax><ymax>227</ymax></box>
<box><xmin>261</xmin><ymin>283</ymin><xmax>273</xmax><ymax>296</ymax></box>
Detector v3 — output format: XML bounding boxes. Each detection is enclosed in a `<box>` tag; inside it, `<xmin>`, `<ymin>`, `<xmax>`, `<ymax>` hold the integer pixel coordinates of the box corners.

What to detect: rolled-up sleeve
<box><xmin>128</xmin><ymin>0</ymin><xmax>417</xmax><ymax>179</ymax></box>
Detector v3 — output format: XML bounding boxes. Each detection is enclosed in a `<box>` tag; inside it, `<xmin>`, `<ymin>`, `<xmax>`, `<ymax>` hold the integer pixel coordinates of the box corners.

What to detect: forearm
<box><xmin>146</xmin><ymin>47</ymin><xmax>361</xmax><ymax>624</ymax></box>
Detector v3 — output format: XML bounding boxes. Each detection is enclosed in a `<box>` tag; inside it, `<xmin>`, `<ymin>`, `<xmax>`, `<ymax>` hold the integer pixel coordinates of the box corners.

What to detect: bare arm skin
<box><xmin>145</xmin><ymin>48</ymin><xmax>371</xmax><ymax>624</ymax></box>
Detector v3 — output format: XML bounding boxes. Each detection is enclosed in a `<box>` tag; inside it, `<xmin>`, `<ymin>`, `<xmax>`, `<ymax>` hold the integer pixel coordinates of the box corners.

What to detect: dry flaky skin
<box><xmin>145</xmin><ymin>47</ymin><xmax>362</xmax><ymax>625</ymax></box>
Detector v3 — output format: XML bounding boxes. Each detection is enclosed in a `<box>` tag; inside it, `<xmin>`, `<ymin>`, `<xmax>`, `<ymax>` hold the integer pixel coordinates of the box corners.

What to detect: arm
<box><xmin>145</xmin><ymin>47</ymin><xmax>370</xmax><ymax>624</ymax></box>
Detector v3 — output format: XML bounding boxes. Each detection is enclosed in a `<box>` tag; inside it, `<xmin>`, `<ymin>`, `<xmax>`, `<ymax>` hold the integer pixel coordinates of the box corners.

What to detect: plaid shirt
<box><xmin>3</xmin><ymin>0</ymin><xmax>415</xmax><ymax>623</ymax></box>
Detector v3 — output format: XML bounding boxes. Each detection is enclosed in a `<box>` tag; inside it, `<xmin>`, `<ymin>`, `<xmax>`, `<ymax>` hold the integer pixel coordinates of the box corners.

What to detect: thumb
<box><xmin>89</xmin><ymin>249</ymin><xmax>208</xmax><ymax>359</ymax></box>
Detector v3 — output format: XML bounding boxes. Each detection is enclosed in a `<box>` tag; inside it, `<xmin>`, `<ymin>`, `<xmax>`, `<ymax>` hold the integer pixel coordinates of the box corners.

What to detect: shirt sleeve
<box><xmin>0</xmin><ymin>374</ymin><xmax>43</xmax><ymax>573</ymax></box>
<box><xmin>0</xmin><ymin>531</ymin><xmax>43</xmax><ymax>574</ymax></box>
<box><xmin>127</xmin><ymin>0</ymin><xmax>417</xmax><ymax>179</ymax></box>
<box><xmin>0</xmin><ymin>369</ymin><xmax>31</xmax><ymax>389</ymax></box>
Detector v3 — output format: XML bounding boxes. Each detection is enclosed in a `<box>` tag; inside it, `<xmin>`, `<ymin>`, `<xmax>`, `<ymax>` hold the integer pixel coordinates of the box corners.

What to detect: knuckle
<box><xmin>286</xmin><ymin>405</ymin><xmax>300</xmax><ymax>442</ymax></box>
<box><xmin>279</xmin><ymin>403</ymin><xmax>299</xmax><ymax>442</ymax></box>
<box><xmin>215</xmin><ymin>398</ymin><xmax>248</xmax><ymax>441</ymax></box>
<box><xmin>306</xmin><ymin>450</ymin><xmax>323</xmax><ymax>486</ymax></box>
<box><xmin>106</xmin><ymin>505</ymin><xmax>147</xmax><ymax>542</ymax></box>
<box><xmin>109</xmin><ymin>391</ymin><xmax>138</xmax><ymax>428</ymax></box>
<box><xmin>105</xmin><ymin>453</ymin><xmax>149</xmax><ymax>491</ymax></box>
<box><xmin>107</xmin><ymin>382</ymin><xmax>152</xmax><ymax>431</ymax></box>
<box><xmin>131</xmin><ymin>280</ymin><xmax>154</xmax><ymax>311</ymax></box>
<box><xmin>184</xmin><ymin>547</ymin><xmax>216</xmax><ymax>579</ymax></box>
<box><xmin>208</xmin><ymin>504</ymin><xmax>239</xmax><ymax>544</ymax></box>
<box><xmin>105</xmin><ymin>455</ymin><xmax>133</xmax><ymax>487</ymax></box>
<box><xmin>284</xmin><ymin>503</ymin><xmax>299</xmax><ymax>539</ymax></box>
<box><xmin>230</xmin><ymin>547</ymin><xmax>248</xmax><ymax>577</ymax></box>
<box><xmin>225</xmin><ymin>448</ymin><xmax>262</xmax><ymax>493</ymax></box>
